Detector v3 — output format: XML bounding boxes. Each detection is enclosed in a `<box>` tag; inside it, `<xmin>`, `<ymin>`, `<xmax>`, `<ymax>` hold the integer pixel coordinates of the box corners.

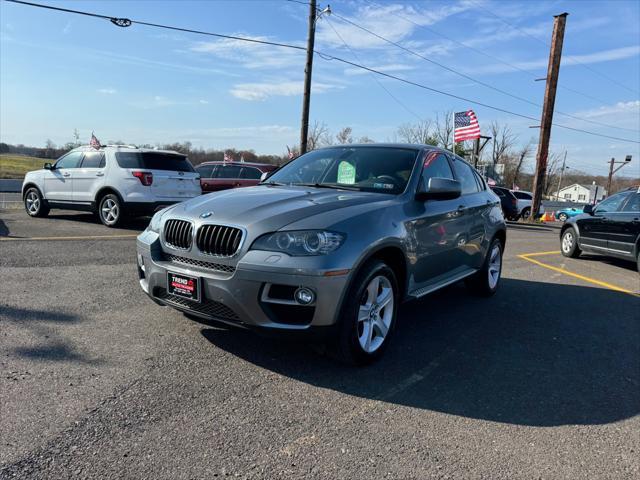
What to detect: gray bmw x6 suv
<box><xmin>137</xmin><ymin>144</ymin><xmax>506</xmax><ymax>364</ymax></box>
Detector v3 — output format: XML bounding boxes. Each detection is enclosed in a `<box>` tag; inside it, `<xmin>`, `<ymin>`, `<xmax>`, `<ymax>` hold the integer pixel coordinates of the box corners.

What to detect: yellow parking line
<box><xmin>518</xmin><ymin>251</ymin><xmax>639</xmax><ymax>297</ymax></box>
<box><xmin>0</xmin><ymin>234</ymin><xmax>138</xmax><ymax>242</ymax></box>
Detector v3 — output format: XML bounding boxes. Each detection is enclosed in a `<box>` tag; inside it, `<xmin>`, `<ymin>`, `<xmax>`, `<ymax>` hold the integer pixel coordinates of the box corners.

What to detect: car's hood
<box><xmin>166</xmin><ymin>185</ymin><xmax>391</xmax><ymax>231</ymax></box>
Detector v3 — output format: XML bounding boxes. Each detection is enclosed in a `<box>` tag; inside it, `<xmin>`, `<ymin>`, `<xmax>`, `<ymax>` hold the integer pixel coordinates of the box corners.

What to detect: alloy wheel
<box><xmin>101</xmin><ymin>198</ymin><xmax>119</xmax><ymax>225</ymax></box>
<box><xmin>562</xmin><ymin>231</ymin><xmax>574</xmax><ymax>253</ymax></box>
<box><xmin>357</xmin><ymin>275</ymin><xmax>394</xmax><ymax>354</ymax></box>
<box><xmin>25</xmin><ymin>190</ymin><xmax>40</xmax><ymax>214</ymax></box>
<box><xmin>487</xmin><ymin>244</ymin><xmax>502</xmax><ymax>290</ymax></box>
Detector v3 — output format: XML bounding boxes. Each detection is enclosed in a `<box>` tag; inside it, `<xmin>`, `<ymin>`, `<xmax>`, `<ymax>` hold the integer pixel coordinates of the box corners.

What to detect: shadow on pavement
<box><xmin>45</xmin><ymin>212</ymin><xmax>149</xmax><ymax>232</ymax></box>
<box><xmin>0</xmin><ymin>219</ymin><xmax>9</xmax><ymax>236</ymax></box>
<box><xmin>575</xmin><ymin>254</ymin><xmax>638</xmax><ymax>273</ymax></box>
<box><xmin>200</xmin><ymin>278</ymin><xmax>639</xmax><ymax>427</ymax></box>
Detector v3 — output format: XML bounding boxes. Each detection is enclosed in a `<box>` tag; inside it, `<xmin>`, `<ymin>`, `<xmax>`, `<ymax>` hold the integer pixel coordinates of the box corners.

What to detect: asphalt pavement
<box><xmin>1</xmin><ymin>210</ymin><xmax>639</xmax><ymax>479</ymax></box>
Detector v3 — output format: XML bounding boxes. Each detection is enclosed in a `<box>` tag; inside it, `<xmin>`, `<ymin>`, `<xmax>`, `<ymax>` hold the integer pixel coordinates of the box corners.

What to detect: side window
<box><xmin>80</xmin><ymin>152</ymin><xmax>105</xmax><ymax>168</ymax></box>
<box><xmin>451</xmin><ymin>158</ymin><xmax>479</xmax><ymax>195</ymax></box>
<box><xmin>621</xmin><ymin>193</ymin><xmax>640</xmax><ymax>213</ymax></box>
<box><xmin>217</xmin><ymin>166</ymin><xmax>242</xmax><ymax>178</ymax></box>
<box><xmin>473</xmin><ymin>171</ymin><xmax>486</xmax><ymax>191</ymax></box>
<box><xmin>55</xmin><ymin>151</ymin><xmax>83</xmax><ymax>169</ymax></box>
<box><xmin>492</xmin><ymin>188</ymin><xmax>505</xmax><ymax>197</ymax></box>
<box><xmin>421</xmin><ymin>151</ymin><xmax>454</xmax><ymax>187</ymax></box>
<box><xmin>240</xmin><ymin>167</ymin><xmax>262</xmax><ymax>180</ymax></box>
<box><xmin>196</xmin><ymin>165</ymin><xmax>214</xmax><ymax>178</ymax></box>
<box><xmin>594</xmin><ymin>192</ymin><xmax>631</xmax><ymax>213</ymax></box>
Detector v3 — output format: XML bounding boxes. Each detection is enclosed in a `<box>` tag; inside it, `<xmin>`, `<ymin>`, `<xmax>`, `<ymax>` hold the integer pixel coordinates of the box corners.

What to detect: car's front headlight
<box><xmin>250</xmin><ymin>230</ymin><xmax>346</xmax><ymax>256</ymax></box>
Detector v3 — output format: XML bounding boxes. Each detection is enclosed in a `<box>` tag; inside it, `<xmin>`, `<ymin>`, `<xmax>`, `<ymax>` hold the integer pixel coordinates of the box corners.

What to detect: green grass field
<box><xmin>0</xmin><ymin>154</ymin><xmax>49</xmax><ymax>179</ymax></box>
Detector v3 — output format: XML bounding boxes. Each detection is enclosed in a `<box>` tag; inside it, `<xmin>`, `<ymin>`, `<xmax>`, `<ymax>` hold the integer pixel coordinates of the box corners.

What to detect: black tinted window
<box><xmin>115</xmin><ymin>152</ymin><xmax>194</xmax><ymax>172</ymax></box>
<box><xmin>622</xmin><ymin>193</ymin><xmax>640</xmax><ymax>213</ymax></box>
<box><xmin>55</xmin><ymin>151</ymin><xmax>83</xmax><ymax>169</ymax></box>
<box><xmin>80</xmin><ymin>152</ymin><xmax>105</xmax><ymax>168</ymax></box>
<box><xmin>240</xmin><ymin>167</ymin><xmax>262</xmax><ymax>180</ymax></box>
<box><xmin>513</xmin><ymin>191</ymin><xmax>531</xmax><ymax>199</ymax></box>
<box><xmin>196</xmin><ymin>165</ymin><xmax>214</xmax><ymax>178</ymax></box>
<box><xmin>492</xmin><ymin>188</ymin><xmax>505</xmax><ymax>197</ymax></box>
<box><xmin>595</xmin><ymin>192</ymin><xmax>631</xmax><ymax>213</ymax></box>
<box><xmin>452</xmin><ymin>158</ymin><xmax>479</xmax><ymax>194</ymax></box>
<box><xmin>217</xmin><ymin>166</ymin><xmax>242</xmax><ymax>178</ymax></box>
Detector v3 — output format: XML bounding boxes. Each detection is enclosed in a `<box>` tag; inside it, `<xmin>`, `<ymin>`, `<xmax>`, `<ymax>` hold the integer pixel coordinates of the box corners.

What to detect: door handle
<box><xmin>96</xmin><ymin>172</ymin><xmax>104</xmax><ymax>177</ymax></box>
<box><xmin>63</xmin><ymin>173</ymin><xmax>71</xmax><ymax>177</ymax></box>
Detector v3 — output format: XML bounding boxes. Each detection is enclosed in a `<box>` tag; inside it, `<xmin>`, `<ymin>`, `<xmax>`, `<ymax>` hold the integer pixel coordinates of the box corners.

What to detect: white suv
<box><xmin>22</xmin><ymin>145</ymin><xmax>202</xmax><ymax>227</ymax></box>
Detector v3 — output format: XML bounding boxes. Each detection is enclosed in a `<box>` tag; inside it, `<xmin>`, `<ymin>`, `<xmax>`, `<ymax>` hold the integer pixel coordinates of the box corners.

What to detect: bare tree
<box><xmin>511</xmin><ymin>139</ymin><xmax>533</xmax><ymax>188</ymax></box>
<box><xmin>335</xmin><ymin>127</ymin><xmax>353</xmax><ymax>145</ymax></box>
<box><xmin>396</xmin><ymin>120</ymin><xmax>436</xmax><ymax>145</ymax></box>
<box><xmin>434</xmin><ymin>112</ymin><xmax>454</xmax><ymax>150</ymax></box>
<box><xmin>73</xmin><ymin>128</ymin><xmax>80</xmax><ymax>146</ymax></box>
<box><xmin>307</xmin><ymin>121</ymin><xmax>331</xmax><ymax>151</ymax></box>
<box><xmin>489</xmin><ymin>121</ymin><xmax>516</xmax><ymax>166</ymax></box>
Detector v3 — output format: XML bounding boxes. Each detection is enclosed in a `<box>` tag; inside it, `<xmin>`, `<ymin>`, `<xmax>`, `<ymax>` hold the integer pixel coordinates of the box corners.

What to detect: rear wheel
<box><xmin>560</xmin><ymin>227</ymin><xmax>581</xmax><ymax>258</ymax></box>
<box><xmin>98</xmin><ymin>193</ymin><xmax>123</xmax><ymax>227</ymax></box>
<box><xmin>521</xmin><ymin>207</ymin><xmax>531</xmax><ymax>219</ymax></box>
<box><xmin>330</xmin><ymin>260</ymin><xmax>398</xmax><ymax>365</ymax></box>
<box><xmin>466</xmin><ymin>237</ymin><xmax>503</xmax><ymax>297</ymax></box>
<box><xmin>24</xmin><ymin>187</ymin><xmax>49</xmax><ymax>217</ymax></box>
<box><xmin>557</xmin><ymin>212</ymin><xmax>568</xmax><ymax>222</ymax></box>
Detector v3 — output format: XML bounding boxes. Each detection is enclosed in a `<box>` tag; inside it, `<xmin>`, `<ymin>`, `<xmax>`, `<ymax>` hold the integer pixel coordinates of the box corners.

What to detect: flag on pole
<box><xmin>223</xmin><ymin>152</ymin><xmax>231</xmax><ymax>163</ymax></box>
<box><xmin>240</xmin><ymin>154</ymin><xmax>245</xmax><ymax>163</ymax></box>
<box><xmin>454</xmin><ymin>110</ymin><xmax>480</xmax><ymax>143</ymax></box>
<box><xmin>89</xmin><ymin>132</ymin><xmax>101</xmax><ymax>149</ymax></box>
<box><xmin>287</xmin><ymin>146</ymin><xmax>294</xmax><ymax>160</ymax></box>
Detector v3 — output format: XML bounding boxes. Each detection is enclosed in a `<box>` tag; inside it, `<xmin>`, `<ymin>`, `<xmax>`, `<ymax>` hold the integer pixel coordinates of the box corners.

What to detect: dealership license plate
<box><xmin>167</xmin><ymin>272</ymin><xmax>200</xmax><ymax>302</ymax></box>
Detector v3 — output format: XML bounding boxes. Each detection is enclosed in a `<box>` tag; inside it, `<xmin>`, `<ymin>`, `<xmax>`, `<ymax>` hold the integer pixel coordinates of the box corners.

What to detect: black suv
<box><xmin>560</xmin><ymin>187</ymin><xmax>640</xmax><ymax>271</ymax></box>
<box><xmin>490</xmin><ymin>186</ymin><xmax>519</xmax><ymax>221</ymax></box>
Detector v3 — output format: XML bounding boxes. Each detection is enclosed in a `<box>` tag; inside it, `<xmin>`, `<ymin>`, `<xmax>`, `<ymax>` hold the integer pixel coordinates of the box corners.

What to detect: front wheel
<box><xmin>98</xmin><ymin>194</ymin><xmax>124</xmax><ymax>227</ymax></box>
<box><xmin>24</xmin><ymin>187</ymin><xmax>49</xmax><ymax>217</ymax></box>
<box><xmin>557</xmin><ymin>212</ymin><xmax>568</xmax><ymax>222</ymax></box>
<box><xmin>330</xmin><ymin>260</ymin><xmax>398</xmax><ymax>365</ymax></box>
<box><xmin>560</xmin><ymin>227</ymin><xmax>581</xmax><ymax>258</ymax></box>
<box><xmin>465</xmin><ymin>238</ymin><xmax>503</xmax><ymax>297</ymax></box>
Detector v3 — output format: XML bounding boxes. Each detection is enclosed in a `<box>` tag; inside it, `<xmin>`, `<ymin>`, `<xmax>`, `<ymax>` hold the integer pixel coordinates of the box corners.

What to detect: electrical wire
<box><xmin>466</xmin><ymin>0</ymin><xmax>640</xmax><ymax>96</ymax></box>
<box><xmin>324</xmin><ymin>17</ymin><xmax>424</xmax><ymax>122</ymax></box>
<box><xmin>329</xmin><ymin>10</ymin><xmax>639</xmax><ymax>134</ymax></box>
<box><xmin>5</xmin><ymin>0</ymin><xmax>640</xmax><ymax>144</ymax></box>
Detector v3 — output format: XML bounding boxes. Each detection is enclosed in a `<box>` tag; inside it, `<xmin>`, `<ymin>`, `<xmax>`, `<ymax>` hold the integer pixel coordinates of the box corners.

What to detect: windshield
<box><xmin>115</xmin><ymin>152</ymin><xmax>195</xmax><ymax>172</ymax></box>
<box><xmin>265</xmin><ymin>147</ymin><xmax>419</xmax><ymax>194</ymax></box>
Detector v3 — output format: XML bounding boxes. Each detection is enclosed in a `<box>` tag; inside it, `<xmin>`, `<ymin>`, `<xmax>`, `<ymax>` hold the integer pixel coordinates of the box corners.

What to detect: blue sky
<box><xmin>1</xmin><ymin>0</ymin><xmax>639</xmax><ymax>176</ymax></box>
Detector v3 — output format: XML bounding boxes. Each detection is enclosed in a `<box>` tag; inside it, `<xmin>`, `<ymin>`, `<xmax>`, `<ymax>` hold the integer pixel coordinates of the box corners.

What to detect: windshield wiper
<box><xmin>261</xmin><ymin>181</ymin><xmax>286</xmax><ymax>186</ymax></box>
<box><xmin>295</xmin><ymin>183</ymin><xmax>360</xmax><ymax>191</ymax></box>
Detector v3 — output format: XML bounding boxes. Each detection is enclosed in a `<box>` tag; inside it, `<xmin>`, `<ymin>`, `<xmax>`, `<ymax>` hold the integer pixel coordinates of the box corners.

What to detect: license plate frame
<box><xmin>167</xmin><ymin>271</ymin><xmax>201</xmax><ymax>302</ymax></box>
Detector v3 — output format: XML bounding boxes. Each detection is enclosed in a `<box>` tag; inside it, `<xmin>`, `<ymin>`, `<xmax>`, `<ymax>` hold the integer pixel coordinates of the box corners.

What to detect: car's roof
<box><xmin>198</xmin><ymin>161</ymin><xmax>276</xmax><ymax>168</ymax></box>
<box><xmin>70</xmin><ymin>145</ymin><xmax>184</xmax><ymax>155</ymax></box>
<box><xmin>316</xmin><ymin>143</ymin><xmax>439</xmax><ymax>151</ymax></box>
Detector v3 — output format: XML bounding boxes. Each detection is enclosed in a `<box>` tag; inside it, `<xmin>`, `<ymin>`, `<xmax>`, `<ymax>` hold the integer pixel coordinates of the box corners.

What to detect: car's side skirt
<box><xmin>408</xmin><ymin>267</ymin><xmax>477</xmax><ymax>299</ymax></box>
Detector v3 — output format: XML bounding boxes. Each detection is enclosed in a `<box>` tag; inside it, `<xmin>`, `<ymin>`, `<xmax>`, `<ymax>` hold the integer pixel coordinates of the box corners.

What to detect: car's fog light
<box><xmin>137</xmin><ymin>253</ymin><xmax>145</xmax><ymax>272</ymax></box>
<box><xmin>294</xmin><ymin>287</ymin><xmax>315</xmax><ymax>305</ymax></box>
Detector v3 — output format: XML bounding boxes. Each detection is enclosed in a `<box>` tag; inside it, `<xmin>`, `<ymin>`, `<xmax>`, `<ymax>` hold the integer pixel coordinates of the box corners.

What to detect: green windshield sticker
<box><xmin>337</xmin><ymin>161</ymin><xmax>356</xmax><ymax>184</ymax></box>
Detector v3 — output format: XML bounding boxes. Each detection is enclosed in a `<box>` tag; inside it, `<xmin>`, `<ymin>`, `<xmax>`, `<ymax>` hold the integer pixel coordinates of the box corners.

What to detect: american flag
<box><xmin>89</xmin><ymin>132</ymin><xmax>101</xmax><ymax>149</ymax></box>
<box><xmin>454</xmin><ymin>110</ymin><xmax>480</xmax><ymax>143</ymax></box>
<box><xmin>223</xmin><ymin>152</ymin><xmax>232</xmax><ymax>163</ymax></box>
<box><xmin>287</xmin><ymin>145</ymin><xmax>294</xmax><ymax>160</ymax></box>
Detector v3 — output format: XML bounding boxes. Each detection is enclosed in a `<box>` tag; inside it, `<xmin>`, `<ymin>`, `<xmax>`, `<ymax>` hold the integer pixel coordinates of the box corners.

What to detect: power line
<box><xmin>324</xmin><ymin>17</ymin><xmax>424</xmax><ymax>122</ymax></box>
<box><xmin>361</xmin><ymin>0</ymin><xmax>615</xmax><ymax>108</ymax></box>
<box><xmin>5</xmin><ymin>0</ymin><xmax>640</xmax><ymax>145</ymax></box>
<box><xmin>329</xmin><ymin>9</ymin><xmax>639</xmax><ymax>134</ymax></box>
<box><xmin>466</xmin><ymin>0</ymin><xmax>640</xmax><ymax>96</ymax></box>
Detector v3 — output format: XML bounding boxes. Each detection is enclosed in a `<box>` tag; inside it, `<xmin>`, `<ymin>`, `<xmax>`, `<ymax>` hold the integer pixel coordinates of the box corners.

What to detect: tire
<box><xmin>24</xmin><ymin>187</ymin><xmax>49</xmax><ymax>217</ymax></box>
<box><xmin>560</xmin><ymin>227</ymin><xmax>581</xmax><ymax>258</ymax></box>
<box><xmin>636</xmin><ymin>252</ymin><xmax>639</xmax><ymax>273</ymax></box>
<box><xmin>330</xmin><ymin>260</ymin><xmax>398</xmax><ymax>366</ymax></box>
<box><xmin>465</xmin><ymin>237</ymin><xmax>503</xmax><ymax>297</ymax></box>
<box><xmin>98</xmin><ymin>193</ymin><xmax>124</xmax><ymax>227</ymax></box>
<box><xmin>557</xmin><ymin>213</ymin><xmax>568</xmax><ymax>222</ymax></box>
<box><xmin>521</xmin><ymin>207</ymin><xmax>531</xmax><ymax>219</ymax></box>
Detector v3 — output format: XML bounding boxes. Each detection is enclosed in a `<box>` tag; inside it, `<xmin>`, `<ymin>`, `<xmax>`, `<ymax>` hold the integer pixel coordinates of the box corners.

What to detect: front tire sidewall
<box><xmin>98</xmin><ymin>194</ymin><xmax>123</xmax><ymax>227</ymax></box>
<box><xmin>24</xmin><ymin>188</ymin><xmax>48</xmax><ymax>217</ymax></box>
<box><xmin>334</xmin><ymin>261</ymin><xmax>398</xmax><ymax>365</ymax></box>
<box><xmin>561</xmin><ymin>228</ymin><xmax>580</xmax><ymax>258</ymax></box>
<box><xmin>558</xmin><ymin>213</ymin><xmax>568</xmax><ymax>222</ymax></box>
<box><xmin>466</xmin><ymin>238</ymin><xmax>503</xmax><ymax>297</ymax></box>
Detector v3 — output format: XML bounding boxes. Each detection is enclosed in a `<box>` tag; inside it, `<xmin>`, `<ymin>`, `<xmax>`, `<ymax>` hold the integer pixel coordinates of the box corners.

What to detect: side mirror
<box><xmin>416</xmin><ymin>177</ymin><xmax>462</xmax><ymax>201</ymax></box>
<box><xmin>44</xmin><ymin>162</ymin><xmax>53</xmax><ymax>170</ymax></box>
<box><xmin>583</xmin><ymin>204</ymin><xmax>594</xmax><ymax>215</ymax></box>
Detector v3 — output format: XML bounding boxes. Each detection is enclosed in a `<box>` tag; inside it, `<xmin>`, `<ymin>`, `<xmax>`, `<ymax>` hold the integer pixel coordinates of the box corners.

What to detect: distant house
<box><xmin>557</xmin><ymin>183</ymin><xmax>607</xmax><ymax>203</ymax></box>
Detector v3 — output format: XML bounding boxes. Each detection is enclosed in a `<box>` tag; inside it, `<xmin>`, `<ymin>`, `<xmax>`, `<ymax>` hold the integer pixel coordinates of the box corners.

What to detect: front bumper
<box><xmin>136</xmin><ymin>230</ymin><xmax>350</xmax><ymax>331</ymax></box>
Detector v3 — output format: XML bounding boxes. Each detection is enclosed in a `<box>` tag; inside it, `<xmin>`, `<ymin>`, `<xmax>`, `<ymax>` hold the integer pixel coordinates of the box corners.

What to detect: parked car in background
<box><xmin>137</xmin><ymin>144</ymin><xmax>507</xmax><ymax>365</ymax></box>
<box><xmin>490</xmin><ymin>186</ymin><xmax>520</xmax><ymax>220</ymax></box>
<box><xmin>195</xmin><ymin>161</ymin><xmax>277</xmax><ymax>193</ymax></box>
<box><xmin>511</xmin><ymin>190</ymin><xmax>545</xmax><ymax>219</ymax></box>
<box><xmin>555</xmin><ymin>206</ymin><xmax>585</xmax><ymax>222</ymax></box>
<box><xmin>22</xmin><ymin>145</ymin><xmax>201</xmax><ymax>227</ymax></box>
<box><xmin>560</xmin><ymin>187</ymin><xmax>640</xmax><ymax>271</ymax></box>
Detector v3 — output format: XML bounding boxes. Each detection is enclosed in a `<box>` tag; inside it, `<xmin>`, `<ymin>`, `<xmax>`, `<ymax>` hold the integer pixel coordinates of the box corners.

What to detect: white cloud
<box><xmin>316</xmin><ymin>1</ymin><xmax>476</xmax><ymax>50</ymax></box>
<box><xmin>199</xmin><ymin>99</ymin><xmax>209</xmax><ymax>104</ymax></box>
<box><xmin>97</xmin><ymin>88</ymin><xmax>117</xmax><ymax>95</ymax></box>
<box><xmin>191</xmin><ymin>36</ymin><xmax>304</xmax><ymax>69</ymax></box>
<box><xmin>573</xmin><ymin>100</ymin><xmax>640</xmax><ymax>119</ymax></box>
<box><xmin>472</xmin><ymin>45</ymin><xmax>640</xmax><ymax>75</ymax></box>
<box><xmin>230</xmin><ymin>81</ymin><xmax>342</xmax><ymax>101</ymax></box>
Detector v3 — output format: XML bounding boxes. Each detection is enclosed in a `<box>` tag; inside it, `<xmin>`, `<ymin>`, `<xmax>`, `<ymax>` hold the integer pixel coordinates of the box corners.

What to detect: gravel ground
<box><xmin>1</xmin><ymin>210</ymin><xmax>638</xmax><ymax>479</ymax></box>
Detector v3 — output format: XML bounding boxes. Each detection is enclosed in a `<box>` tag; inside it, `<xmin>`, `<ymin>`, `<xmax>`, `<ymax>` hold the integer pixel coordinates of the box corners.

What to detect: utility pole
<box><xmin>299</xmin><ymin>0</ymin><xmax>317</xmax><ymax>155</ymax></box>
<box><xmin>530</xmin><ymin>13</ymin><xmax>568</xmax><ymax>220</ymax></box>
<box><xmin>606</xmin><ymin>155</ymin><xmax>633</xmax><ymax>196</ymax></box>
<box><xmin>555</xmin><ymin>150</ymin><xmax>568</xmax><ymax>200</ymax></box>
